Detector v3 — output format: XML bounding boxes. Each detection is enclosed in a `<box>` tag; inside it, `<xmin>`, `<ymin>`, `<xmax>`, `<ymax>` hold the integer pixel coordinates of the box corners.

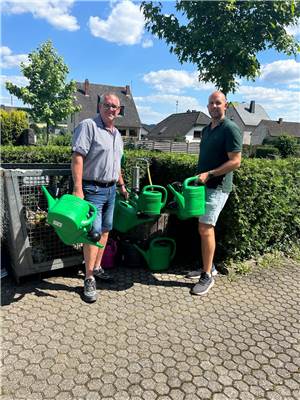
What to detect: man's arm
<box><xmin>198</xmin><ymin>151</ymin><xmax>241</xmax><ymax>183</ymax></box>
<box><xmin>71</xmin><ymin>152</ymin><xmax>85</xmax><ymax>199</ymax></box>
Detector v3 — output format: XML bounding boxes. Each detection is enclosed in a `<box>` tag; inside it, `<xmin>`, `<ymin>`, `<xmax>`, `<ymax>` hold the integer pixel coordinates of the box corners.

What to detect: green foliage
<box><xmin>255</xmin><ymin>145</ymin><xmax>280</xmax><ymax>159</ymax></box>
<box><xmin>141</xmin><ymin>0</ymin><xmax>300</xmax><ymax>94</ymax></box>
<box><xmin>274</xmin><ymin>134</ymin><xmax>298</xmax><ymax>158</ymax></box>
<box><xmin>217</xmin><ymin>158</ymin><xmax>300</xmax><ymax>261</ymax></box>
<box><xmin>5</xmin><ymin>40</ymin><xmax>80</xmax><ymax>143</ymax></box>
<box><xmin>1</xmin><ymin>145</ymin><xmax>71</xmax><ymax>164</ymax></box>
<box><xmin>0</xmin><ymin>109</ymin><xmax>29</xmax><ymax>145</ymax></box>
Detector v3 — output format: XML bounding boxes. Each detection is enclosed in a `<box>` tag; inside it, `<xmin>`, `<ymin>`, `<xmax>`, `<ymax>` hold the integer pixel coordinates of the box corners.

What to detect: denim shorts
<box><xmin>198</xmin><ymin>187</ymin><xmax>229</xmax><ymax>227</ymax></box>
<box><xmin>82</xmin><ymin>182</ymin><xmax>116</xmax><ymax>234</ymax></box>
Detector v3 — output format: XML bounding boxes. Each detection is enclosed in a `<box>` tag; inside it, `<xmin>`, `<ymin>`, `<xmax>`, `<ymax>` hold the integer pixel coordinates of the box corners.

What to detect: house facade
<box><xmin>68</xmin><ymin>80</ymin><xmax>142</xmax><ymax>138</ymax></box>
<box><xmin>251</xmin><ymin>119</ymin><xmax>300</xmax><ymax>145</ymax></box>
<box><xmin>148</xmin><ymin>110</ymin><xmax>211</xmax><ymax>143</ymax></box>
<box><xmin>226</xmin><ymin>101</ymin><xmax>270</xmax><ymax>145</ymax></box>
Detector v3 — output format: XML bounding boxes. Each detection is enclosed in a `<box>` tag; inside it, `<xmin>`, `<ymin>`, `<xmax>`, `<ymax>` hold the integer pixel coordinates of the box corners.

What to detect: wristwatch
<box><xmin>207</xmin><ymin>171</ymin><xmax>215</xmax><ymax>180</ymax></box>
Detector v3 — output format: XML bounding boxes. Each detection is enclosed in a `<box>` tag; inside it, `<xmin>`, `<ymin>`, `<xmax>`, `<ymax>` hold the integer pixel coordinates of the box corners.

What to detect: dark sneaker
<box><xmin>83</xmin><ymin>278</ymin><xmax>97</xmax><ymax>302</ymax></box>
<box><xmin>191</xmin><ymin>272</ymin><xmax>214</xmax><ymax>296</ymax></box>
<box><xmin>186</xmin><ymin>264</ymin><xmax>218</xmax><ymax>279</ymax></box>
<box><xmin>93</xmin><ymin>267</ymin><xmax>113</xmax><ymax>281</ymax></box>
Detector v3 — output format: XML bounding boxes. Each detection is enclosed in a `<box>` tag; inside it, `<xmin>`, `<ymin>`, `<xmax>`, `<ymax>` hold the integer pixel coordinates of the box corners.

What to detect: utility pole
<box><xmin>176</xmin><ymin>100</ymin><xmax>178</xmax><ymax>113</ymax></box>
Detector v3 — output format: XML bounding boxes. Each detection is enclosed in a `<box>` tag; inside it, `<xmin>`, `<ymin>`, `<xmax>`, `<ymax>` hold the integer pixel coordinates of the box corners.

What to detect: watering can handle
<box><xmin>81</xmin><ymin>202</ymin><xmax>98</xmax><ymax>227</ymax></box>
<box><xmin>184</xmin><ymin>176</ymin><xmax>204</xmax><ymax>187</ymax></box>
<box><xmin>142</xmin><ymin>185</ymin><xmax>168</xmax><ymax>208</ymax></box>
<box><xmin>151</xmin><ymin>237</ymin><xmax>176</xmax><ymax>260</ymax></box>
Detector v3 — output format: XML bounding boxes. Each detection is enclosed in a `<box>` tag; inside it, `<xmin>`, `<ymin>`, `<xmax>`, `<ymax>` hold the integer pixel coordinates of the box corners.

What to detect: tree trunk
<box><xmin>46</xmin><ymin>124</ymin><xmax>50</xmax><ymax>145</ymax></box>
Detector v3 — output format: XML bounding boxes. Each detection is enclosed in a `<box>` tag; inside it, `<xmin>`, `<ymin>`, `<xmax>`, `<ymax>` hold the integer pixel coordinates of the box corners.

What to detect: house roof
<box><xmin>141</xmin><ymin>123</ymin><xmax>156</xmax><ymax>133</ymax></box>
<box><xmin>258</xmin><ymin>119</ymin><xmax>300</xmax><ymax>138</ymax></box>
<box><xmin>228</xmin><ymin>101</ymin><xmax>270</xmax><ymax>126</ymax></box>
<box><xmin>148</xmin><ymin>111</ymin><xmax>210</xmax><ymax>140</ymax></box>
<box><xmin>75</xmin><ymin>80</ymin><xmax>141</xmax><ymax>128</ymax></box>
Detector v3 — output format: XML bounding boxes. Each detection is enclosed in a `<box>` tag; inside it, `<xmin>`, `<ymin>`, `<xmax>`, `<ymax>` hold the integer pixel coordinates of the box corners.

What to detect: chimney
<box><xmin>278</xmin><ymin>118</ymin><xmax>283</xmax><ymax>124</ymax></box>
<box><xmin>125</xmin><ymin>85</ymin><xmax>130</xmax><ymax>96</ymax></box>
<box><xmin>249</xmin><ymin>100</ymin><xmax>255</xmax><ymax>113</ymax></box>
<box><xmin>84</xmin><ymin>79</ymin><xmax>89</xmax><ymax>96</ymax></box>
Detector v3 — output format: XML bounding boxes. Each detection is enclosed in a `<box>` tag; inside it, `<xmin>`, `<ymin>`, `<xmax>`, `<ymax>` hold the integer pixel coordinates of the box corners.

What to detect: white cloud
<box><xmin>0</xmin><ymin>74</ymin><xmax>29</xmax><ymax>86</ymax></box>
<box><xmin>135</xmin><ymin>105</ymin><xmax>165</xmax><ymax>125</ymax></box>
<box><xmin>88</xmin><ymin>0</ymin><xmax>145</xmax><ymax>45</ymax></box>
<box><xmin>2</xmin><ymin>0</ymin><xmax>79</xmax><ymax>31</ymax></box>
<box><xmin>260</xmin><ymin>59</ymin><xmax>300</xmax><ymax>85</ymax></box>
<box><xmin>285</xmin><ymin>19</ymin><xmax>300</xmax><ymax>37</ymax></box>
<box><xmin>135</xmin><ymin>94</ymin><xmax>207</xmax><ymax>115</ymax></box>
<box><xmin>239</xmin><ymin>85</ymin><xmax>300</xmax><ymax>122</ymax></box>
<box><xmin>143</xmin><ymin>69</ymin><xmax>215</xmax><ymax>93</ymax></box>
<box><xmin>142</xmin><ymin>39</ymin><xmax>153</xmax><ymax>48</ymax></box>
<box><xmin>0</xmin><ymin>46</ymin><xmax>28</xmax><ymax>69</ymax></box>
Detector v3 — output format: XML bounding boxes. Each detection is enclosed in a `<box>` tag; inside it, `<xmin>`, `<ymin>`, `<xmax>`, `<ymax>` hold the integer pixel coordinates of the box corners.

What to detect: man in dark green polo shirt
<box><xmin>189</xmin><ymin>91</ymin><xmax>242</xmax><ymax>296</ymax></box>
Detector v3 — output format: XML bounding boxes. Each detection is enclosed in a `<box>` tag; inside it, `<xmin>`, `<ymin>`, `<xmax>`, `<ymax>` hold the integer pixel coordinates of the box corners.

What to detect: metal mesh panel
<box><xmin>17</xmin><ymin>173</ymin><xmax>82</xmax><ymax>264</ymax></box>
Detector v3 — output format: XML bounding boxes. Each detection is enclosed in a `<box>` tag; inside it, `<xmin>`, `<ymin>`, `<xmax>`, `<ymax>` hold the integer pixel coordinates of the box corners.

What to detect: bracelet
<box><xmin>117</xmin><ymin>183</ymin><xmax>125</xmax><ymax>188</ymax></box>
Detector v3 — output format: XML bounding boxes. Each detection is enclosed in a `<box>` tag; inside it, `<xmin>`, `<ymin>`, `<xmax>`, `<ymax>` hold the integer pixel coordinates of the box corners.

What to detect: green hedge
<box><xmin>1</xmin><ymin>146</ymin><xmax>299</xmax><ymax>264</ymax></box>
<box><xmin>1</xmin><ymin>145</ymin><xmax>72</xmax><ymax>164</ymax></box>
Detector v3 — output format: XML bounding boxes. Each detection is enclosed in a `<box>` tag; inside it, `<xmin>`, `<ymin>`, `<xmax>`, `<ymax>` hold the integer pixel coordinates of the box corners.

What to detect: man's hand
<box><xmin>197</xmin><ymin>172</ymin><xmax>210</xmax><ymax>184</ymax></box>
<box><xmin>119</xmin><ymin>184</ymin><xmax>129</xmax><ymax>200</ymax></box>
<box><xmin>73</xmin><ymin>187</ymin><xmax>84</xmax><ymax>199</ymax></box>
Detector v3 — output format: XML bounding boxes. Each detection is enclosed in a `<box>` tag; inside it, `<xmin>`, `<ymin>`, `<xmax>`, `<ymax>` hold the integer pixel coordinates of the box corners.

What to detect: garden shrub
<box><xmin>255</xmin><ymin>145</ymin><xmax>280</xmax><ymax>159</ymax></box>
<box><xmin>274</xmin><ymin>134</ymin><xmax>298</xmax><ymax>158</ymax></box>
<box><xmin>0</xmin><ymin>109</ymin><xmax>29</xmax><ymax>145</ymax></box>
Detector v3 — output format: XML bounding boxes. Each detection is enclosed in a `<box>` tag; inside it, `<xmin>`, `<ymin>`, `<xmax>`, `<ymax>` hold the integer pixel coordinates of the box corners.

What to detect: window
<box><xmin>193</xmin><ymin>130</ymin><xmax>202</xmax><ymax>139</ymax></box>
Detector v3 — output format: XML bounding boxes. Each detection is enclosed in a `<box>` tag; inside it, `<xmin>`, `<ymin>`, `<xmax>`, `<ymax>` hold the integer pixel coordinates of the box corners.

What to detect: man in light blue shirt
<box><xmin>72</xmin><ymin>92</ymin><xmax>128</xmax><ymax>302</ymax></box>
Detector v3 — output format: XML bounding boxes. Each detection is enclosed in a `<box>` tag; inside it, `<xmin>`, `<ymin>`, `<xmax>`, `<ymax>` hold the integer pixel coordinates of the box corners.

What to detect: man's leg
<box><xmin>83</xmin><ymin>244</ymin><xmax>98</xmax><ymax>302</ymax></box>
<box><xmin>199</xmin><ymin>222</ymin><xmax>215</xmax><ymax>274</ymax></box>
<box><xmin>93</xmin><ymin>186</ymin><xmax>116</xmax><ymax>281</ymax></box>
<box><xmin>191</xmin><ymin>188</ymin><xmax>228</xmax><ymax>296</ymax></box>
<box><xmin>95</xmin><ymin>231</ymin><xmax>109</xmax><ymax>267</ymax></box>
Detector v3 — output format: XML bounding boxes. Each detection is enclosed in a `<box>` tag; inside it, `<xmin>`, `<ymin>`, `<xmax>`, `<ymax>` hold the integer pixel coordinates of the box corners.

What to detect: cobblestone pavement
<box><xmin>1</xmin><ymin>262</ymin><xmax>299</xmax><ymax>400</ymax></box>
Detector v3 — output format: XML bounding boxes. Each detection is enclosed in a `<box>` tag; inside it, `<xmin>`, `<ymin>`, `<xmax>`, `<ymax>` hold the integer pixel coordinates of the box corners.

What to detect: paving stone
<box><xmin>1</xmin><ymin>263</ymin><xmax>299</xmax><ymax>399</ymax></box>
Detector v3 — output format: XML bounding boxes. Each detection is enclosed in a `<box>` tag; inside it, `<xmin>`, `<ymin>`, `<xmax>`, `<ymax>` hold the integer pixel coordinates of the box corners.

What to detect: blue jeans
<box><xmin>82</xmin><ymin>182</ymin><xmax>116</xmax><ymax>234</ymax></box>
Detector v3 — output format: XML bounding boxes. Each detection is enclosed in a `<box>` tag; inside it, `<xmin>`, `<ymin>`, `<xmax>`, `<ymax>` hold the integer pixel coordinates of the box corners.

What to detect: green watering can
<box><xmin>113</xmin><ymin>193</ymin><xmax>156</xmax><ymax>233</ymax></box>
<box><xmin>167</xmin><ymin>176</ymin><xmax>206</xmax><ymax>220</ymax></box>
<box><xmin>41</xmin><ymin>186</ymin><xmax>103</xmax><ymax>248</ymax></box>
<box><xmin>136</xmin><ymin>185</ymin><xmax>168</xmax><ymax>215</ymax></box>
<box><xmin>134</xmin><ymin>237</ymin><xmax>176</xmax><ymax>272</ymax></box>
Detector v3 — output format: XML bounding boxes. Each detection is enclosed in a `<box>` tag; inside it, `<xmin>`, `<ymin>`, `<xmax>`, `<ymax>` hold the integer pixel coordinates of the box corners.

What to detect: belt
<box><xmin>83</xmin><ymin>179</ymin><xmax>116</xmax><ymax>188</ymax></box>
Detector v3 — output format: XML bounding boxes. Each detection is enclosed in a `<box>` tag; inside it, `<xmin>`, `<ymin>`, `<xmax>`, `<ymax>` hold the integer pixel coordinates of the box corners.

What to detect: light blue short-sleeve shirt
<box><xmin>72</xmin><ymin>115</ymin><xmax>124</xmax><ymax>182</ymax></box>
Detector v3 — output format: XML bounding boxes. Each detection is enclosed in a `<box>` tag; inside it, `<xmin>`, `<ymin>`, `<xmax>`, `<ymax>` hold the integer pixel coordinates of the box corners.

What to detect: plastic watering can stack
<box><xmin>134</xmin><ymin>237</ymin><xmax>176</xmax><ymax>272</ymax></box>
<box><xmin>136</xmin><ymin>185</ymin><xmax>167</xmax><ymax>215</ymax></box>
<box><xmin>41</xmin><ymin>186</ymin><xmax>103</xmax><ymax>248</ymax></box>
<box><xmin>167</xmin><ymin>176</ymin><xmax>206</xmax><ymax>220</ymax></box>
<box><xmin>113</xmin><ymin>184</ymin><xmax>167</xmax><ymax>233</ymax></box>
<box><xmin>113</xmin><ymin>193</ymin><xmax>153</xmax><ymax>233</ymax></box>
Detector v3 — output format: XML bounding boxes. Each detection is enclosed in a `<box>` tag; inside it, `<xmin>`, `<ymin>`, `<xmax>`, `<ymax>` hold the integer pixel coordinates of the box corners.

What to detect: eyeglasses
<box><xmin>102</xmin><ymin>102</ymin><xmax>120</xmax><ymax>111</ymax></box>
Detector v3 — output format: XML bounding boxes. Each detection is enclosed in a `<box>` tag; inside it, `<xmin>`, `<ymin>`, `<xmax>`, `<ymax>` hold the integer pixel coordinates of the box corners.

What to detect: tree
<box><xmin>6</xmin><ymin>40</ymin><xmax>80</xmax><ymax>143</ymax></box>
<box><xmin>141</xmin><ymin>1</ymin><xmax>300</xmax><ymax>94</ymax></box>
<box><xmin>274</xmin><ymin>134</ymin><xmax>298</xmax><ymax>158</ymax></box>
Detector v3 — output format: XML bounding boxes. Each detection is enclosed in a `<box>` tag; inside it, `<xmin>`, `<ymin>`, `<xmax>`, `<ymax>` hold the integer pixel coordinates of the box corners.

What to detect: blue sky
<box><xmin>1</xmin><ymin>0</ymin><xmax>300</xmax><ymax>124</ymax></box>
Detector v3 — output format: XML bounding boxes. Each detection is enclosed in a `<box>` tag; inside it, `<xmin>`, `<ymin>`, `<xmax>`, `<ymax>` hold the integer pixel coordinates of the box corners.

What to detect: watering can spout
<box><xmin>133</xmin><ymin>244</ymin><xmax>149</xmax><ymax>265</ymax></box>
<box><xmin>167</xmin><ymin>183</ymin><xmax>185</xmax><ymax>209</ymax></box>
<box><xmin>41</xmin><ymin>185</ymin><xmax>57</xmax><ymax>209</ymax></box>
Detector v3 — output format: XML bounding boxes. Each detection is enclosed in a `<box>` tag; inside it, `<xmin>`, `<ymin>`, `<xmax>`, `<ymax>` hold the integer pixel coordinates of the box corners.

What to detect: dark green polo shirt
<box><xmin>197</xmin><ymin>117</ymin><xmax>242</xmax><ymax>193</ymax></box>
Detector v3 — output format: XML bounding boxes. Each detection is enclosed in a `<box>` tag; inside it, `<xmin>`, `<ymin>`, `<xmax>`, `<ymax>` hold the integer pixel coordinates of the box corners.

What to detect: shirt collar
<box><xmin>95</xmin><ymin>115</ymin><xmax>116</xmax><ymax>135</ymax></box>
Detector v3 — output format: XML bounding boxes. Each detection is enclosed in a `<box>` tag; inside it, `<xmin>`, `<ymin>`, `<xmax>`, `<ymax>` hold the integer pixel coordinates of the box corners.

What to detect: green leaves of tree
<box><xmin>6</xmin><ymin>40</ymin><xmax>80</xmax><ymax>143</ymax></box>
<box><xmin>141</xmin><ymin>0</ymin><xmax>300</xmax><ymax>94</ymax></box>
